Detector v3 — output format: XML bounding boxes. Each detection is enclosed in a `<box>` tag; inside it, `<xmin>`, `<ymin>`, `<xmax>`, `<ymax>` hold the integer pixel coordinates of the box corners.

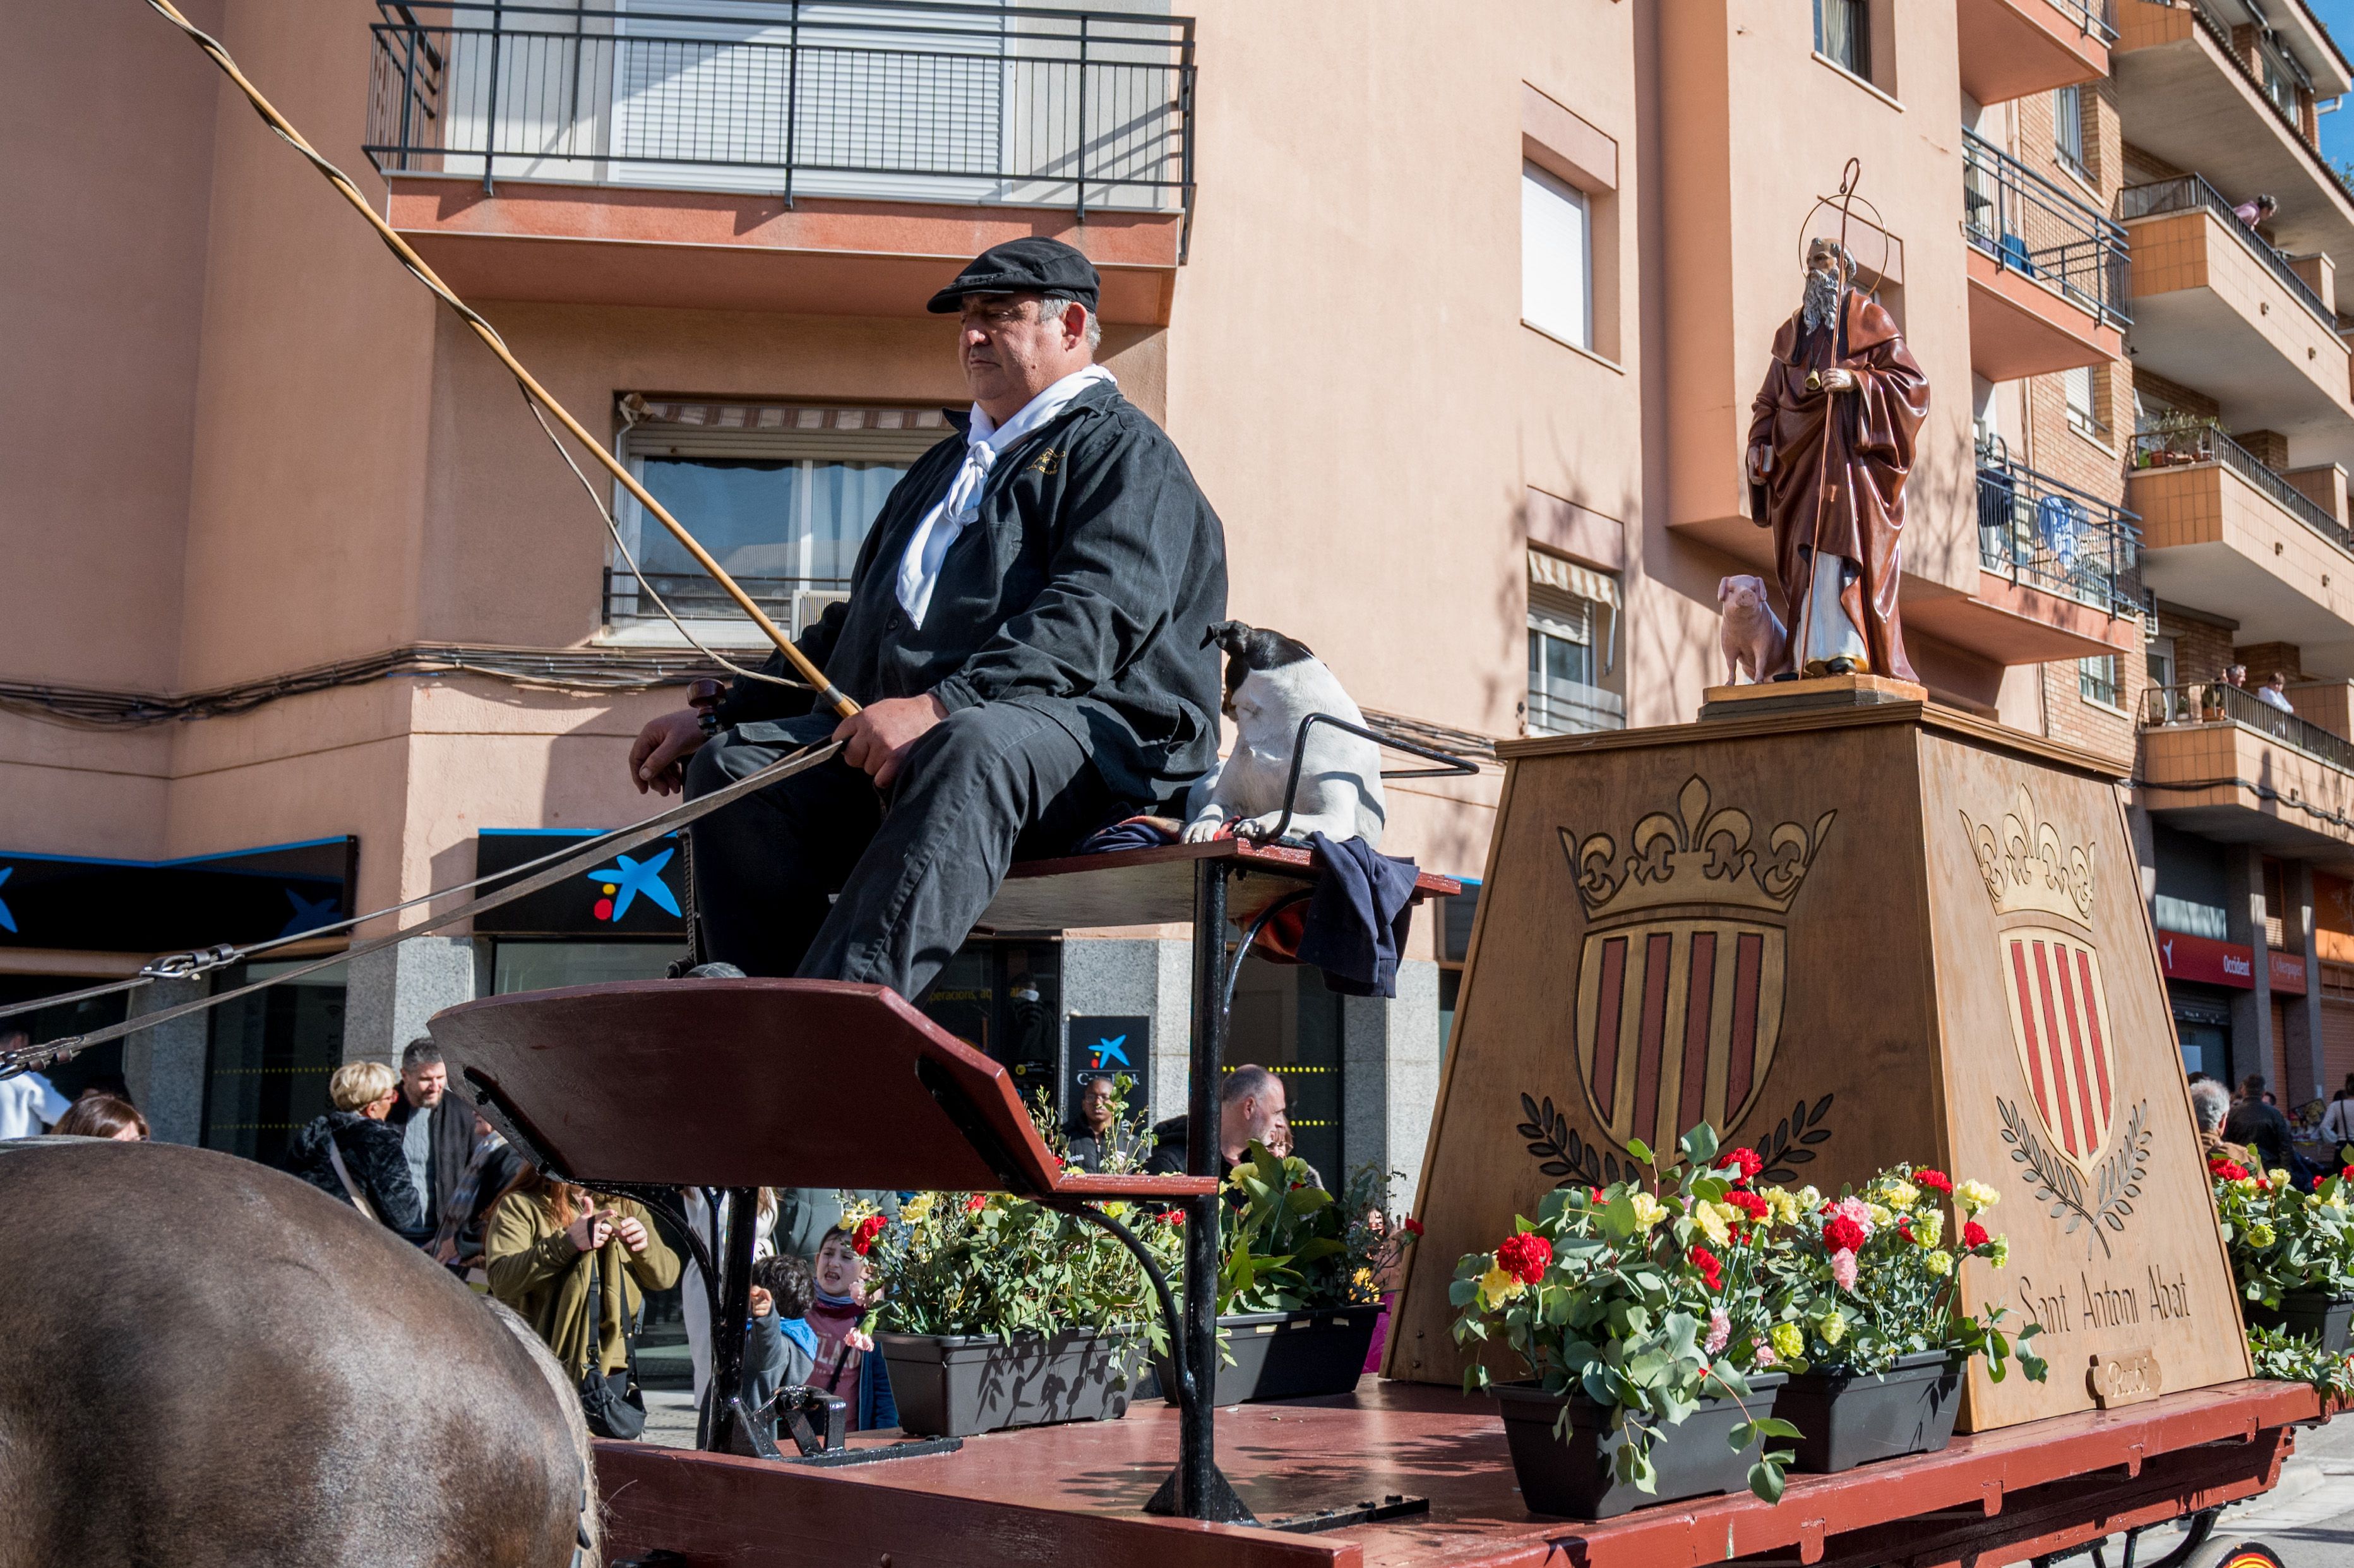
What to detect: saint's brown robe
<box><xmin>1745</xmin><ymin>291</ymin><xmax>1928</xmax><ymax>681</ymax></box>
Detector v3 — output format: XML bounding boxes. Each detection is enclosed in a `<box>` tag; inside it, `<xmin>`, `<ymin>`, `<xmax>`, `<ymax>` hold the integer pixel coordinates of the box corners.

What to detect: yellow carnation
<box><xmin>1881</xmin><ymin>1180</ymin><xmax>1920</xmax><ymax>1211</ymax></box>
<box><xmin>1818</xmin><ymin>1312</ymin><xmax>1847</xmax><ymax>1346</ymax></box>
<box><xmin>1628</xmin><ymin>1192</ymin><xmax>1668</xmax><ymax>1232</ymax></box>
<box><xmin>899</xmin><ymin>1193</ymin><xmax>936</xmax><ymax>1224</ymax></box>
<box><xmin>1692</xmin><ymin>1203</ymin><xmax>1731</xmax><ymax>1247</ymax></box>
<box><xmin>1478</xmin><ymin>1266</ymin><xmax>1525</xmax><ymax>1310</ymax></box>
<box><xmin>1988</xmin><ymin>1237</ymin><xmax>2010</xmax><ymax>1268</ymax></box>
<box><xmin>2270</xmin><ymin>1170</ymin><xmax>2293</xmax><ymax>1191</ymax></box>
<box><xmin>1771</xmin><ymin>1322</ymin><xmax>1805</xmax><ymax>1359</ymax></box>
<box><xmin>1866</xmin><ymin>1202</ymin><xmax>1893</xmax><ymax>1228</ymax></box>
<box><xmin>1956</xmin><ymin>1180</ymin><xmax>2001</xmax><ymax>1214</ymax></box>
<box><xmin>1913</xmin><ymin>1211</ymin><xmax>1944</xmax><ymax>1247</ymax></box>
<box><xmin>1925</xmin><ymin>1249</ymin><xmax>1954</xmax><ymax>1277</ymax></box>
<box><xmin>1764</xmin><ymin>1187</ymin><xmax>1801</xmax><ymax>1226</ymax></box>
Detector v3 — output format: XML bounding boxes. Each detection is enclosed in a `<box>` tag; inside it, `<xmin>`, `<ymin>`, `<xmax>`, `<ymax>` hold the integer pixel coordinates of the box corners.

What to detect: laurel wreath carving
<box><xmin>1750</xmin><ymin>1094</ymin><xmax>1837</xmax><ymax>1184</ymax></box>
<box><xmin>1519</xmin><ymin>1093</ymin><xmax>1627</xmax><ymax>1188</ymax></box>
<box><xmin>1517</xmin><ymin>1090</ymin><xmax>1835</xmax><ymax>1188</ymax></box>
<box><xmin>1997</xmin><ymin>1096</ymin><xmax>2149</xmax><ymax>1260</ymax></box>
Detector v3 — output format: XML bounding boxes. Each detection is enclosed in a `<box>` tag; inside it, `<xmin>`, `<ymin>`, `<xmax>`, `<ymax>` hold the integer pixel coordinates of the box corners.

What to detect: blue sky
<box><xmin>2319</xmin><ymin>1</ymin><xmax>2354</xmax><ymax>168</ymax></box>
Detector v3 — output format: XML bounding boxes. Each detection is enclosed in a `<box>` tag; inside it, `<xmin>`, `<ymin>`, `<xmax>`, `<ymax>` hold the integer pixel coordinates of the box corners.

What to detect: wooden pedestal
<box><xmin>1387</xmin><ymin>694</ymin><xmax>2249</xmax><ymax>1430</ymax></box>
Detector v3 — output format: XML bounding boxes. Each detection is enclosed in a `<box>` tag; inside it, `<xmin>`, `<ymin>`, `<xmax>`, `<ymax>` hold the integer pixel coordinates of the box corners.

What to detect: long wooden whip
<box><xmin>139</xmin><ymin>0</ymin><xmax>858</xmax><ymax>718</ymax></box>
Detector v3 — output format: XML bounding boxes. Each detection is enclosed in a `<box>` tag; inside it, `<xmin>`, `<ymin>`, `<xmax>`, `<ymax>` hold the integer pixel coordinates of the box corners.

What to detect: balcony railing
<box><xmin>1976</xmin><ymin>447</ymin><xmax>2142</xmax><ymax>617</ymax></box>
<box><xmin>2134</xmin><ymin>1</ymin><xmax>2354</xmax><ymax>212</ymax></box>
<box><xmin>1962</xmin><ymin>129</ymin><xmax>2130</xmax><ymax>328</ymax></box>
<box><xmin>2118</xmin><ymin>173</ymin><xmax>2335</xmax><ymax>328</ymax></box>
<box><xmin>2048</xmin><ymin>0</ymin><xmax>2119</xmax><ymax>45</ymax></box>
<box><xmin>2130</xmin><ymin>422</ymin><xmax>2354</xmax><ymax>551</ymax></box>
<box><xmin>603</xmin><ymin>568</ymin><xmax>847</xmax><ymax>634</ymax></box>
<box><xmin>2142</xmin><ymin>679</ymin><xmax>2354</xmax><ymax>775</ymax></box>
<box><xmin>366</xmin><ymin>2</ymin><xmax>1195</xmax><ymax>242</ymax></box>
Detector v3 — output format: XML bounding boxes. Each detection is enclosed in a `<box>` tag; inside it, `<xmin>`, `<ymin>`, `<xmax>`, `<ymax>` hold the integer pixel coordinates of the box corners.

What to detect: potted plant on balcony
<box><xmin>858</xmin><ymin>1091</ymin><xmax>1185</xmax><ymax>1438</ymax></box>
<box><xmin>1151</xmin><ymin>1145</ymin><xmax>1421</xmax><ymax>1407</ymax></box>
<box><xmin>1451</xmin><ymin>1124</ymin><xmax>1798</xmax><ymax>1519</ymax></box>
<box><xmin>2217</xmin><ymin>1152</ymin><xmax>2354</xmax><ymax>1353</ymax></box>
<box><xmin>1758</xmin><ymin>1166</ymin><xmax>2045</xmax><ymax>1473</ymax></box>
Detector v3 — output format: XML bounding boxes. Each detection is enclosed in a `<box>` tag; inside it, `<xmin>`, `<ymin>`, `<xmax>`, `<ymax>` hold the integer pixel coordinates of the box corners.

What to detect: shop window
<box><xmin>1228</xmin><ymin>955</ymin><xmax>1344</xmax><ymax>1181</ymax></box>
<box><xmin>607</xmin><ymin>400</ymin><xmax>943</xmax><ymax>643</ymax></box>
<box><xmin>491</xmin><ymin>941</ymin><xmax>684</xmax><ymax>993</ymax></box>
<box><xmin>1521</xmin><ymin>162</ymin><xmax>1593</xmax><ymax>351</ymax></box>
<box><xmin>202</xmin><ymin>960</ymin><xmax>348</xmax><ymax>1168</ymax></box>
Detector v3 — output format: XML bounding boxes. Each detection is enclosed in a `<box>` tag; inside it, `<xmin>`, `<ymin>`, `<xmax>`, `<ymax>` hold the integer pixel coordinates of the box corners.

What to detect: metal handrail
<box><xmin>2142</xmin><ymin>679</ymin><xmax>2354</xmax><ymax>774</ymax></box>
<box><xmin>363</xmin><ymin>0</ymin><xmax>1195</xmax><ymax>232</ymax></box>
<box><xmin>1975</xmin><ymin>448</ymin><xmax>2142</xmax><ymax>618</ymax></box>
<box><xmin>2118</xmin><ymin>173</ymin><xmax>2336</xmax><ymax>328</ymax></box>
<box><xmin>2130</xmin><ymin>424</ymin><xmax>2354</xmax><ymax>551</ymax></box>
<box><xmin>1962</xmin><ymin>129</ymin><xmax>2130</xmax><ymax>327</ymax></box>
<box><xmin>603</xmin><ymin>568</ymin><xmax>849</xmax><ymax>627</ymax></box>
<box><xmin>2046</xmin><ymin>0</ymin><xmax>2120</xmax><ymax>46</ymax></box>
<box><xmin>2146</xmin><ymin>0</ymin><xmax>2354</xmax><ymax>214</ymax></box>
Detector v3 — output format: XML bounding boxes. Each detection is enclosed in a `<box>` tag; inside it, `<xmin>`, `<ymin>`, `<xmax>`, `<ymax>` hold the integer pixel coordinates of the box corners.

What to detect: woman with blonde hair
<box><xmin>487</xmin><ymin>1170</ymin><xmax>679</xmax><ymax>1439</ymax></box>
<box><xmin>282</xmin><ymin>1060</ymin><xmax>430</xmax><ymax>1242</ymax></box>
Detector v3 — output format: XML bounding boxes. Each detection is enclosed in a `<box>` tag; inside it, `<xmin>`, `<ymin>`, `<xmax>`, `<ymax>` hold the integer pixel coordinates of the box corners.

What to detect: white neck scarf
<box><xmin>894</xmin><ymin>364</ymin><xmax>1116</xmax><ymax>627</ymax></box>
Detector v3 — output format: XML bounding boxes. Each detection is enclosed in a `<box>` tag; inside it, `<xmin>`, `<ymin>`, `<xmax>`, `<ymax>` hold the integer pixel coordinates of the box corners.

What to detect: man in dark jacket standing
<box><xmin>383</xmin><ymin>1038</ymin><xmax>477</xmax><ymax>1227</ymax></box>
<box><xmin>628</xmin><ymin>238</ymin><xmax>1227</xmax><ymax>1000</ymax></box>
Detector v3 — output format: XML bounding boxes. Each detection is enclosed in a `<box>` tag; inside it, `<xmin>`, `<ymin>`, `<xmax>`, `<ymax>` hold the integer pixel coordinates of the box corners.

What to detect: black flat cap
<box><xmin>926</xmin><ymin>236</ymin><xmax>1100</xmax><ymax>313</ymax></box>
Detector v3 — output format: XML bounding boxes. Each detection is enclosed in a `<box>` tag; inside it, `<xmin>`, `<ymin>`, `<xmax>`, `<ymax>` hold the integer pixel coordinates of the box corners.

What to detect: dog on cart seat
<box><xmin>1183</xmin><ymin>620</ymin><xmax>1386</xmax><ymax>847</ymax></box>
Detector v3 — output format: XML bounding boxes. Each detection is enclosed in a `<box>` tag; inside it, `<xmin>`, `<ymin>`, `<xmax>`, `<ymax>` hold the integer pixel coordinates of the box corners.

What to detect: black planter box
<box><xmin>2243</xmin><ymin>1290</ymin><xmax>2354</xmax><ymax>1353</ymax></box>
<box><xmin>1495</xmin><ymin>1373</ymin><xmax>1787</xmax><ymax>1520</ymax></box>
<box><xmin>1775</xmin><ymin>1349</ymin><xmax>1961</xmax><ymax>1473</ymax></box>
<box><xmin>1151</xmin><ymin>1305</ymin><xmax>1383</xmax><ymax>1406</ymax></box>
<box><xmin>877</xmin><ymin>1327</ymin><xmax>1144</xmax><ymax>1439</ymax></box>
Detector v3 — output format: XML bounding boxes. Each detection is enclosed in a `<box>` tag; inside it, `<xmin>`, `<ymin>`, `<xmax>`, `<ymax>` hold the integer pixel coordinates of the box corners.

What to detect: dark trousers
<box><xmin>684</xmin><ymin>704</ymin><xmax>1123</xmax><ymax>1000</ymax></box>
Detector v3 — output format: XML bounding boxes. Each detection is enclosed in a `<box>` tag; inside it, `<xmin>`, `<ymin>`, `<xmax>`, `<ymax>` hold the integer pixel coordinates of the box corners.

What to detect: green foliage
<box><xmin>1217</xmin><ymin>1144</ymin><xmax>1416</xmax><ymax>1314</ymax></box>
<box><xmin>1449</xmin><ymin>1124</ymin><xmax>1791</xmax><ymax>1502</ymax></box>
<box><xmin>859</xmin><ymin>1080</ymin><xmax>1185</xmax><ymax>1352</ymax></box>
<box><xmin>2212</xmin><ymin>1160</ymin><xmax>2354</xmax><ymax>1310</ymax></box>
<box><xmin>1755</xmin><ymin>1166</ymin><xmax>2046</xmax><ymax>1385</ymax></box>
<box><xmin>2249</xmin><ymin>1323</ymin><xmax>2354</xmax><ymax>1399</ymax></box>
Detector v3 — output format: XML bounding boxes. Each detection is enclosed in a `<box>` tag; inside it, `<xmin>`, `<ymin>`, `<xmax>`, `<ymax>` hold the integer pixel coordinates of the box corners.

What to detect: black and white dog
<box><xmin>1181</xmin><ymin>621</ymin><xmax>1387</xmax><ymax>847</ymax></box>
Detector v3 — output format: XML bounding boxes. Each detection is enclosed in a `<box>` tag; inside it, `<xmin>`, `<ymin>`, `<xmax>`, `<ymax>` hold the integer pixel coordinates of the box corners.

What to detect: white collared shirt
<box><xmin>894</xmin><ymin>364</ymin><xmax>1116</xmax><ymax>628</ymax></box>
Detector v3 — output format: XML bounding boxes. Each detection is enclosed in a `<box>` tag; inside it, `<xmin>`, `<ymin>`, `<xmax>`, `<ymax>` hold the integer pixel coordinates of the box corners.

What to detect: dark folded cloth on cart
<box><xmin>1072</xmin><ymin>818</ymin><xmax>1420</xmax><ymax>1000</ymax></box>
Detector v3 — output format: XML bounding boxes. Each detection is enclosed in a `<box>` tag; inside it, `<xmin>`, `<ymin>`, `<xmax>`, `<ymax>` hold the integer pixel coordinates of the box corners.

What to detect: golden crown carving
<box><xmin>1959</xmin><ymin>784</ymin><xmax>2094</xmax><ymax>926</ymax></box>
<box><xmin>1559</xmin><ymin>775</ymin><xmax>1837</xmax><ymax>922</ymax></box>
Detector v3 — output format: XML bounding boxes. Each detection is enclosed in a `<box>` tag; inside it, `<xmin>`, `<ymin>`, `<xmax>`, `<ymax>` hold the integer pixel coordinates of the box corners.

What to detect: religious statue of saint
<box><xmin>1745</xmin><ymin>236</ymin><xmax>1930</xmax><ymax>681</ymax></box>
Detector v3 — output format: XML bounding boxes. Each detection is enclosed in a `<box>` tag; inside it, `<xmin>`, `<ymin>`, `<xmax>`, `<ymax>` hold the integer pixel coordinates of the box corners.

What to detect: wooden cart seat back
<box><xmin>428</xmin><ymin>978</ymin><xmax>1214</xmax><ymax>1199</ymax></box>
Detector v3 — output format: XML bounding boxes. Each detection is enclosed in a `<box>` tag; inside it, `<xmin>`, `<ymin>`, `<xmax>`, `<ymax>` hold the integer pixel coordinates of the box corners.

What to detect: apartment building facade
<box><xmin>2</xmin><ymin>0</ymin><xmax>2208</xmax><ymax>1191</ymax></box>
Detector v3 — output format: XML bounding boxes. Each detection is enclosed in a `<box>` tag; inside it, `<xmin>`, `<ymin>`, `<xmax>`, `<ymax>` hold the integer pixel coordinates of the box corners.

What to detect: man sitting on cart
<box><xmin>627</xmin><ymin>238</ymin><xmax>1229</xmax><ymax>1000</ymax></box>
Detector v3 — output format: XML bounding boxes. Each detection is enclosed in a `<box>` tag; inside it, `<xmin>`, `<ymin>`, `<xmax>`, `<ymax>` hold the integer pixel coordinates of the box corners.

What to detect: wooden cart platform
<box><xmin>596</xmin><ymin>1376</ymin><xmax>2329</xmax><ymax>1568</ymax></box>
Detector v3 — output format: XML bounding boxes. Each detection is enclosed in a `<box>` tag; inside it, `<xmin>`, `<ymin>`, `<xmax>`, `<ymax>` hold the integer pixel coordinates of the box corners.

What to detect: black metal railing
<box><xmin>1962</xmin><ymin>129</ymin><xmax>2130</xmax><ymax>328</ymax></box>
<box><xmin>366</xmin><ymin>2</ymin><xmax>1195</xmax><ymax>242</ymax></box>
<box><xmin>1976</xmin><ymin>448</ymin><xmax>2142</xmax><ymax>618</ymax></box>
<box><xmin>2130</xmin><ymin>423</ymin><xmax>2354</xmax><ymax>551</ymax></box>
<box><xmin>2118</xmin><ymin>172</ymin><xmax>2336</xmax><ymax>327</ymax></box>
<box><xmin>2142</xmin><ymin>679</ymin><xmax>2354</xmax><ymax>774</ymax></box>
<box><xmin>2047</xmin><ymin>0</ymin><xmax>2119</xmax><ymax>44</ymax></box>
<box><xmin>2138</xmin><ymin>0</ymin><xmax>2354</xmax><ymax>214</ymax></box>
<box><xmin>602</xmin><ymin>567</ymin><xmax>848</xmax><ymax>630</ymax></box>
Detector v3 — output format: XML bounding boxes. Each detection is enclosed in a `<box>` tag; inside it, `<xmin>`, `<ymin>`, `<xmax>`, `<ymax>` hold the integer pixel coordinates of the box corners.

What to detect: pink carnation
<box><xmin>1831</xmin><ymin>1248</ymin><xmax>1860</xmax><ymax>1292</ymax></box>
<box><xmin>1704</xmin><ymin>1308</ymin><xmax>1731</xmax><ymax>1355</ymax></box>
<box><xmin>1831</xmin><ymin>1196</ymin><xmax>1875</xmax><ymax>1236</ymax></box>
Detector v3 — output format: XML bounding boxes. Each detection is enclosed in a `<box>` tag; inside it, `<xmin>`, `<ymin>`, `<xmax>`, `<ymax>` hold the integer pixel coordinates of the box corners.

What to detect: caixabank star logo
<box><xmin>584</xmin><ymin>848</ymin><xmax>680</xmax><ymax>924</ymax></box>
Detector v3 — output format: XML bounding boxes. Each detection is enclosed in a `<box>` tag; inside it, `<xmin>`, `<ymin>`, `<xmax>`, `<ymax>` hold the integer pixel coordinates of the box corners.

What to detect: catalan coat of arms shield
<box><xmin>1994</xmin><ymin>926</ymin><xmax>2118</xmax><ymax>1176</ymax></box>
<box><xmin>1963</xmin><ymin>786</ymin><xmax>2115</xmax><ymax>1175</ymax></box>
<box><xmin>1574</xmin><ymin>918</ymin><xmax>1786</xmax><ymax>1154</ymax></box>
<box><xmin>1562</xmin><ymin>775</ymin><xmax>1833</xmax><ymax>1156</ymax></box>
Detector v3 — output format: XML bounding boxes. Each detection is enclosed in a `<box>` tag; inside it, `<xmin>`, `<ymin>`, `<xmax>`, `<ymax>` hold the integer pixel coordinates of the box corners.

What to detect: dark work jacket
<box><xmin>714</xmin><ymin>380</ymin><xmax>1229</xmax><ymax>807</ymax></box>
<box><xmin>284</xmin><ymin>1112</ymin><xmax>431</xmax><ymax>1245</ymax></box>
<box><xmin>384</xmin><ymin>1088</ymin><xmax>479</xmax><ymax>1225</ymax></box>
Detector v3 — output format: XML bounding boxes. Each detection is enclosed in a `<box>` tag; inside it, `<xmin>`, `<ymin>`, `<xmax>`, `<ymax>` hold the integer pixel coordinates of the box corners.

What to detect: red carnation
<box><xmin>1402</xmin><ymin>1218</ymin><xmax>1425</xmax><ymax>1237</ymax></box>
<box><xmin>1822</xmin><ymin>1215</ymin><xmax>1868</xmax><ymax>1255</ymax></box>
<box><xmin>1162</xmin><ymin>1209</ymin><xmax>1186</xmax><ymax>1226</ymax></box>
<box><xmin>1725</xmin><ymin>1190</ymin><xmax>1771</xmax><ymax>1223</ymax></box>
<box><xmin>1690</xmin><ymin>1243</ymin><xmax>1724</xmax><ymax>1291</ymax></box>
<box><xmin>1896</xmin><ymin>1218</ymin><xmax>1914</xmax><ymax>1242</ymax></box>
<box><xmin>1914</xmin><ymin>1169</ymin><xmax>1953</xmax><ymax>1195</ymax></box>
<box><xmin>1716</xmin><ymin>1147</ymin><xmax>1764</xmax><ymax>1185</ymax></box>
<box><xmin>964</xmin><ymin>1194</ymin><xmax>988</xmax><ymax>1215</ymax></box>
<box><xmin>2209</xmin><ymin>1156</ymin><xmax>2249</xmax><ymax>1183</ymax></box>
<box><xmin>1497</xmin><ymin>1232</ymin><xmax>1553</xmax><ymax>1285</ymax></box>
<box><xmin>850</xmin><ymin>1214</ymin><xmax>888</xmax><ymax>1255</ymax></box>
<box><xmin>1963</xmin><ymin>1220</ymin><xmax>1990</xmax><ymax>1249</ymax></box>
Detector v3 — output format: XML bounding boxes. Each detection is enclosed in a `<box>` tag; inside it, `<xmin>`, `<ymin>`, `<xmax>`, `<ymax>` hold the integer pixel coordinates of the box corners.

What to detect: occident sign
<box><xmin>2154</xmin><ymin>929</ymin><xmax>2306</xmax><ymax>995</ymax></box>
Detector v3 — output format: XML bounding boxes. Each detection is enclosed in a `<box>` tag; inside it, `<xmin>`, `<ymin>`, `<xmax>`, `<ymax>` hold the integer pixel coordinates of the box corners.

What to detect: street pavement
<box><xmin>2034</xmin><ymin>1413</ymin><xmax>2354</xmax><ymax>1568</ymax></box>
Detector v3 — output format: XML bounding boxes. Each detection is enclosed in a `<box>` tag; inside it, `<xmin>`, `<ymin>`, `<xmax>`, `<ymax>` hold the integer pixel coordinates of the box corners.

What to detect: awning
<box><xmin>1529</xmin><ymin>549</ymin><xmax>1622</xmax><ymax>607</ymax></box>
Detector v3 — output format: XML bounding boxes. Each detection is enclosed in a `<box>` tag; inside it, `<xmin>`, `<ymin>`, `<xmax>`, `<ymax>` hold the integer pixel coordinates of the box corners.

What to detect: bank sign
<box><xmin>0</xmin><ymin>837</ymin><xmax>354</xmax><ymax>954</ymax></box>
<box><xmin>472</xmin><ymin>831</ymin><xmax>687</xmax><ymax>937</ymax></box>
<box><xmin>2154</xmin><ymin>929</ymin><xmax>2305</xmax><ymax>995</ymax></box>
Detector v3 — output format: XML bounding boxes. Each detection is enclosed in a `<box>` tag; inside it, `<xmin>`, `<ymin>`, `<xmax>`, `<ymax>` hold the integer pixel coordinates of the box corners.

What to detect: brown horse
<box><xmin>0</xmin><ymin>1137</ymin><xmax>597</xmax><ymax>1567</ymax></box>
